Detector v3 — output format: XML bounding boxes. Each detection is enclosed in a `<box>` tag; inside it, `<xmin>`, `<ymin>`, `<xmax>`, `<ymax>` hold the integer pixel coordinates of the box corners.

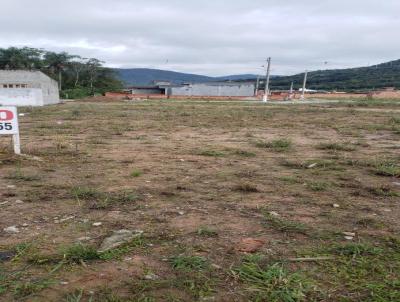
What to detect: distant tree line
<box><xmin>261</xmin><ymin>60</ymin><xmax>400</xmax><ymax>92</ymax></box>
<box><xmin>0</xmin><ymin>47</ymin><xmax>122</xmax><ymax>98</ymax></box>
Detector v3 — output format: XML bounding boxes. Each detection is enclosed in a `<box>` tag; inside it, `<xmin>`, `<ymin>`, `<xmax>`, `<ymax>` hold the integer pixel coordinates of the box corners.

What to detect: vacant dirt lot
<box><xmin>1</xmin><ymin>99</ymin><xmax>400</xmax><ymax>302</ymax></box>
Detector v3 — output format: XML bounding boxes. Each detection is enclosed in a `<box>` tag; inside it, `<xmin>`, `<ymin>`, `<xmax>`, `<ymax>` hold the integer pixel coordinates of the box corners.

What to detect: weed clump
<box><xmin>63</xmin><ymin>244</ymin><xmax>100</xmax><ymax>264</ymax></box>
<box><xmin>197</xmin><ymin>227</ymin><xmax>218</xmax><ymax>237</ymax></box>
<box><xmin>329</xmin><ymin>243</ymin><xmax>383</xmax><ymax>257</ymax></box>
<box><xmin>171</xmin><ymin>255</ymin><xmax>208</xmax><ymax>272</ymax></box>
<box><xmin>264</xmin><ymin>213</ymin><xmax>309</xmax><ymax>234</ymax></box>
<box><xmin>317</xmin><ymin>142</ymin><xmax>356</xmax><ymax>152</ymax></box>
<box><xmin>234</xmin><ymin>257</ymin><xmax>311</xmax><ymax>302</ymax></box>
<box><xmin>198</xmin><ymin>150</ymin><xmax>225</xmax><ymax>157</ymax></box>
<box><xmin>374</xmin><ymin>161</ymin><xmax>400</xmax><ymax>177</ymax></box>
<box><xmin>130</xmin><ymin>169</ymin><xmax>143</xmax><ymax>177</ymax></box>
<box><xmin>255</xmin><ymin>138</ymin><xmax>293</xmax><ymax>152</ymax></box>
<box><xmin>71</xmin><ymin>187</ymin><xmax>139</xmax><ymax>209</ymax></box>
<box><xmin>307</xmin><ymin>181</ymin><xmax>329</xmax><ymax>192</ymax></box>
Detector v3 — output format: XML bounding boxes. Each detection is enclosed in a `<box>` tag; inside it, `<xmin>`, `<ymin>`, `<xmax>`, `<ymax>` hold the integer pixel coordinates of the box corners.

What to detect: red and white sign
<box><xmin>0</xmin><ymin>106</ymin><xmax>21</xmax><ymax>154</ymax></box>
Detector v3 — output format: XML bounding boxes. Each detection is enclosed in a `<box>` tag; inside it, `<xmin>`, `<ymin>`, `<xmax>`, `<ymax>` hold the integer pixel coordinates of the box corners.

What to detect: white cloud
<box><xmin>0</xmin><ymin>0</ymin><xmax>399</xmax><ymax>75</ymax></box>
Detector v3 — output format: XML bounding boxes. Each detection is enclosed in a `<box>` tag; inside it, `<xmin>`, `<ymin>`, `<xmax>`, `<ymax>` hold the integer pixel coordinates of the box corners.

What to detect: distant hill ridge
<box><xmin>114</xmin><ymin>59</ymin><xmax>400</xmax><ymax>91</ymax></box>
<box><xmin>113</xmin><ymin>68</ymin><xmax>259</xmax><ymax>86</ymax></box>
<box><xmin>272</xmin><ymin>59</ymin><xmax>400</xmax><ymax>91</ymax></box>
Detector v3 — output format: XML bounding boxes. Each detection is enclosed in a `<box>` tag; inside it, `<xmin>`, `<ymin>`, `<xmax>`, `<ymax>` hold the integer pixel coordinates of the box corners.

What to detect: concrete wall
<box><xmin>0</xmin><ymin>88</ymin><xmax>44</xmax><ymax>106</ymax></box>
<box><xmin>170</xmin><ymin>83</ymin><xmax>255</xmax><ymax>97</ymax></box>
<box><xmin>0</xmin><ymin>70</ymin><xmax>60</xmax><ymax>106</ymax></box>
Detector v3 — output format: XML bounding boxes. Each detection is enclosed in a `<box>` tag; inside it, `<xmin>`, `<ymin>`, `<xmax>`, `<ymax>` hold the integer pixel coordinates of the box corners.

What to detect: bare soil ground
<box><xmin>1</xmin><ymin>98</ymin><xmax>400</xmax><ymax>302</ymax></box>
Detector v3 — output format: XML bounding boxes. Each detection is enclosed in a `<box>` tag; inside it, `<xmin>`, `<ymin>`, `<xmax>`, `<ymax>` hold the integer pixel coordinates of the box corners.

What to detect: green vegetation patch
<box><xmin>374</xmin><ymin>161</ymin><xmax>400</xmax><ymax>177</ymax></box>
<box><xmin>71</xmin><ymin>186</ymin><xmax>140</xmax><ymax>209</ymax></box>
<box><xmin>197</xmin><ymin>150</ymin><xmax>226</xmax><ymax>157</ymax></box>
<box><xmin>63</xmin><ymin>244</ymin><xmax>100</xmax><ymax>264</ymax></box>
<box><xmin>264</xmin><ymin>213</ymin><xmax>309</xmax><ymax>235</ymax></box>
<box><xmin>255</xmin><ymin>138</ymin><xmax>293</xmax><ymax>152</ymax></box>
<box><xmin>307</xmin><ymin>181</ymin><xmax>330</xmax><ymax>192</ymax></box>
<box><xmin>130</xmin><ymin>169</ymin><xmax>143</xmax><ymax>178</ymax></box>
<box><xmin>170</xmin><ymin>255</ymin><xmax>208</xmax><ymax>272</ymax></box>
<box><xmin>99</xmin><ymin>235</ymin><xmax>146</xmax><ymax>261</ymax></box>
<box><xmin>306</xmin><ymin>240</ymin><xmax>400</xmax><ymax>301</ymax></box>
<box><xmin>317</xmin><ymin>142</ymin><xmax>356</xmax><ymax>152</ymax></box>
<box><xmin>234</xmin><ymin>256</ymin><xmax>312</xmax><ymax>302</ymax></box>
<box><xmin>197</xmin><ymin>227</ymin><xmax>218</xmax><ymax>238</ymax></box>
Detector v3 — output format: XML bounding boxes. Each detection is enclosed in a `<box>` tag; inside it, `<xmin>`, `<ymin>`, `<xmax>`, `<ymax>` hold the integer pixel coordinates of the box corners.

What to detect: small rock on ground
<box><xmin>98</xmin><ymin>229</ymin><xmax>143</xmax><ymax>253</ymax></box>
<box><xmin>3</xmin><ymin>226</ymin><xmax>20</xmax><ymax>234</ymax></box>
<box><xmin>0</xmin><ymin>251</ymin><xmax>16</xmax><ymax>262</ymax></box>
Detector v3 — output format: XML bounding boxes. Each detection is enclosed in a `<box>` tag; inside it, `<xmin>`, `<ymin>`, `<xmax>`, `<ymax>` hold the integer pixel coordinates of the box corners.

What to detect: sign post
<box><xmin>0</xmin><ymin>107</ymin><xmax>21</xmax><ymax>154</ymax></box>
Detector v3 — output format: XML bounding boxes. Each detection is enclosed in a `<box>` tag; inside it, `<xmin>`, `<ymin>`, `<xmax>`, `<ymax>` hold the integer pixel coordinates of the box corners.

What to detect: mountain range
<box><xmin>114</xmin><ymin>68</ymin><xmax>259</xmax><ymax>86</ymax></box>
<box><xmin>114</xmin><ymin>59</ymin><xmax>400</xmax><ymax>91</ymax></box>
<box><xmin>271</xmin><ymin>59</ymin><xmax>400</xmax><ymax>91</ymax></box>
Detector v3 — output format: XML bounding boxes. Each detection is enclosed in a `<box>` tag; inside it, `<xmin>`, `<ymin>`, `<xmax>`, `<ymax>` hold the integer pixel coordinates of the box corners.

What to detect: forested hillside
<box><xmin>270</xmin><ymin>60</ymin><xmax>400</xmax><ymax>91</ymax></box>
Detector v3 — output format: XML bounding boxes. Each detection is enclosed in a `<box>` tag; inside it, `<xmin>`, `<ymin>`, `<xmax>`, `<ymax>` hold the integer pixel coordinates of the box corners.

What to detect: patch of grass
<box><xmin>128</xmin><ymin>275</ymin><xmax>214</xmax><ymax>301</ymax></box>
<box><xmin>389</xmin><ymin>116</ymin><xmax>400</xmax><ymax>125</ymax></box>
<box><xmin>307</xmin><ymin>181</ymin><xmax>329</xmax><ymax>192</ymax></box>
<box><xmin>329</xmin><ymin>243</ymin><xmax>383</xmax><ymax>257</ymax></box>
<box><xmin>109</xmin><ymin>191</ymin><xmax>140</xmax><ymax>204</ymax></box>
<box><xmin>91</xmin><ymin>288</ymin><xmax>140</xmax><ymax>302</ymax></box>
<box><xmin>317</xmin><ymin>141</ymin><xmax>356</xmax><ymax>152</ymax></box>
<box><xmin>171</xmin><ymin>255</ymin><xmax>208</xmax><ymax>272</ymax></box>
<box><xmin>280</xmin><ymin>159</ymin><xmax>304</xmax><ymax>169</ymax></box>
<box><xmin>130</xmin><ymin>169</ymin><xmax>143</xmax><ymax>178</ymax></box>
<box><xmin>179</xmin><ymin>276</ymin><xmax>215</xmax><ymax>300</ymax></box>
<box><xmin>99</xmin><ymin>236</ymin><xmax>145</xmax><ymax>261</ymax></box>
<box><xmin>198</xmin><ymin>150</ymin><xmax>225</xmax><ymax>157</ymax></box>
<box><xmin>11</xmin><ymin>242</ymin><xmax>33</xmax><ymax>261</ymax></box>
<box><xmin>197</xmin><ymin>227</ymin><xmax>218</xmax><ymax>237</ymax></box>
<box><xmin>355</xmin><ymin>217</ymin><xmax>385</xmax><ymax>229</ymax></box>
<box><xmin>370</xmin><ymin>186</ymin><xmax>399</xmax><ymax>197</ymax></box>
<box><xmin>264</xmin><ymin>213</ymin><xmax>309</xmax><ymax>235</ymax></box>
<box><xmin>62</xmin><ymin>244</ymin><xmax>100</xmax><ymax>264</ymax></box>
<box><xmin>14</xmin><ymin>279</ymin><xmax>53</xmax><ymax>298</ymax></box>
<box><xmin>374</xmin><ymin>161</ymin><xmax>400</xmax><ymax>177</ymax></box>
<box><xmin>310</xmin><ymin>241</ymin><xmax>400</xmax><ymax>301</ymax></box>
<box><xmin>64</xmin><ymin>289</ymin><xmax>84</xmax><ymax>302</ymax></box>
<box><xmin>233</xmin><ymin>182</ymin><xmax>259</xmax><ymax>193</ymax></box>
<box><xmin>255</xmin><ymin>138</ymin><xmax>293</xmax><ymax>152</ymax></box>
<box><xmin>71</xmin><ymin>187</ymin><xmax>139</xmax><ymax>209</ymax></box>
<box><xmin>280</xmin><ymin>158</ymin><xmax>342</xmax><ymax>171</ymax></box>
<box><xmin>232</xmin><ymin>149</ymin><xmax>256</xmax><ymax>157</ymax></box>
<box><xmin>71</xmin><ymin>186</ymin><xmax>101</xmax><ymax>200</ymax></box>
<box><xmin>234</xmin><ymin>258</ymin><xmax>311</xmax><ymax>302</ymax></box>
<box><xmin>279</xmin><ymin>175</ymin><xmax>301</xmax><ymax>184</ymax></box>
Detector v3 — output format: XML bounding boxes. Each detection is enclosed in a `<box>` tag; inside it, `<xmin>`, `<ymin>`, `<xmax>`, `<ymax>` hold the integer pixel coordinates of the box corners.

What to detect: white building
<box><xmin>0</xmin><ymin>70</ymin><xmax>60</xmax><ymax>106</ymax></box>
<box><xmin>168</xmin><ymin>82</ymin><xmax>256</xmax><ymax>97</ymax></box>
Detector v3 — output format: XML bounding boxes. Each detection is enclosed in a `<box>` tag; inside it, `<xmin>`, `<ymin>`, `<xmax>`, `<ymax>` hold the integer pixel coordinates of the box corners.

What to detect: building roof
<box><xmin>126</xmin><ymin>85</ymin><xmax>161</xmax><ymax>89</ymax></box>
<box><xmin>0</xmin><ymin>70</ymin><xmax>56</xmax><ymax>84</ymax></box>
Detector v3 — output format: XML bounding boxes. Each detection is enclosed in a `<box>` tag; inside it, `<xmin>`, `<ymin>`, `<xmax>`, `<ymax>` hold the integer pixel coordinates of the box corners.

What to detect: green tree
<box><xmin>0</xmin><ymin>46</ymin><xmax>123</xmax><ymax>97</ymax></box>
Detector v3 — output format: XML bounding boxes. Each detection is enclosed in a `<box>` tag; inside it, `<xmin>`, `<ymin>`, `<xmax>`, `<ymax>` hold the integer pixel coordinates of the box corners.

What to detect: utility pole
<box><xmin>255</xmin><ymin>76</ymin><xmax>260</xmax><ymax>97</ymax></box>
<box><xmin>289</xmin><ymin>82</ymin><xmax>294</xmax><ymax>100</ymax></box>
<box><xmin>263</xmin><ymin>57</ymin><xmax>271</xmax><ymax>102</ymax></box>
<box><xmin>300</xmin><ymin>70</ymin><xmax>308</xmax><ymax>100</ymax></box>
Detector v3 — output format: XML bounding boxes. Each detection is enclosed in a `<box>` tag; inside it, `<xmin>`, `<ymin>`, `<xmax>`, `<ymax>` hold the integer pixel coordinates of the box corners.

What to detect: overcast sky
<box><xmin>1</xmin><ymin>0</ymin><xmax>399</xmax><ymax>76</ymax></box>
